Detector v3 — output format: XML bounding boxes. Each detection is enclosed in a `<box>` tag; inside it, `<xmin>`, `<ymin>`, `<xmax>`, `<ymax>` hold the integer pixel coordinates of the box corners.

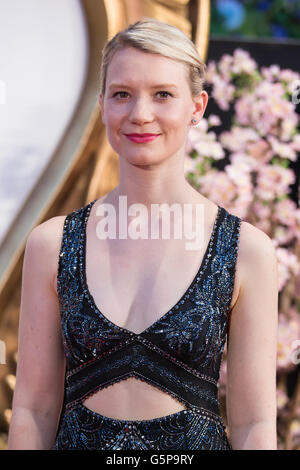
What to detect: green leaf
<box><xmin>189</xmin><ymin>149</ymin><xmax>198</xmax><ymax>159</ymax></box>
<box><xmin>271</xmin><ymin>157</ymin><xmax>290</xmax><ymax>168</ymax></box>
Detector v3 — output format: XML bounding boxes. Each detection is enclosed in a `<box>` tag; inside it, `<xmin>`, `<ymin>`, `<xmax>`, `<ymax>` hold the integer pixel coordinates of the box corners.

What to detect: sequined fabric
<box><xmin>52</xmin><ymin>199</ymin><xmax>242</xmax><ymax>450</ymax></box>
<box><xmin>52</xmin><ymin>404</ymin><xmax>231</xmax><ymax>450</ymax></box>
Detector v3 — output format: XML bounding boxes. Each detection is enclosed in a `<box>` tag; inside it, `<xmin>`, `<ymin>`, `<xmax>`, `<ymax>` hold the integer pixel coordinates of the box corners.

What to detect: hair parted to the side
<box><xmin>99</xmin><ymin>17</ymin><xmax>206</xmax><ymax>99</ymax></box>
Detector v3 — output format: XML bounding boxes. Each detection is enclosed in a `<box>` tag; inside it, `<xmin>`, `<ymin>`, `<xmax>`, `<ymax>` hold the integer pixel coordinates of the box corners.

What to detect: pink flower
<box><xmin>218</xmin><ymin>54</ymin><xmax>233</xmax><ymax>81</ymax></box>
<box><xmin>193</xmin><ymin>136</ymin><xmax>225</xmax><ymax>161</ymax></box>
<box><xmin>277</xmin><ymin>259</ymin><xmax>291</xmax><ymax>291</ymax></box>
<box><xmin>252</xmin><ymin>201</ymin><xmax>272</xmax><ymax>219</ymax></box>
<box><xmin>254</xmin><ymin>218</ymin><xmax>272</xmax><ymax>233</ymax></box>
<box><xmin>267</xmin><ymin>95</ymin><xmax>295</xmax><ymax>120</ymax></box>
<box><xmin>205</xmin><ymin>60</ymin><xmax>217</xmax><ymax>82</ymax></box>
<box><xmin>186</xmin><ymin>124</ymin><xmax>208</xmax><ymax>153</ymax></box>
<box><xmin>276</xmin><ymin>247</ymin><xmax>300</xmax><ymax>290</ymax></box>
<box><xmin>277</xmin><ymin>312</ymin><xmax>300</xmax><ymax>373</ymax></box>
<box><xmin>268</xmin><ymin>136</ymin><xmax>297</xmax><ymax>162</ymax></box>
<box><xmin>225</xmin><ymin>162</ymin><xmax>252</xmax><ymax>187</ymax></box>
<box><xmin>273</xmin><ymin>225</ymin><xmax>296</xmax><ymax>245</ymax></box>
<box><xmin>256</xmin><ymin>165</ymin><xmax>295</xmax><ymax>200</ymax></box>
<box><xmin>208</xmin><ymin>114</ymin><xmax>221</xmax><ymax>127</ymax></box>
<box><xmin>211</xmin><ymin>76</ymin><xmax>235</xmax><ymax>110</ymax></box>
<box><xmin>279</xmin><ymin>68</ymin><xmax>300</xmax><ymax>85</ymax></box>
<box><xmin>220</xmin><ymin>126</ymin><xmax>259</xmax><ymax>152</ymax></box>
<box><xmin>231</xmin><ymin>152</ymin><xmax>257</xmax><ymax>172</ymax></box>
<box><xmin>234</xmin><ymin>80</ymin><xmax>298</xmax><ymax>139</ymax></box>
<box><xmin>247</xmin><ymin>139</ymin><xmax>273</xmax><ymax>164</ymax></box>
<box><xmin>277</xmin><ymin>388</ymin><xmax>289</xmax><ymax>411</ymax></box>
<box><xmin>281</xmin><ymin>120</ymin><xmax>298</xmax><ymax>142</ymax></box>
<box><xmin>290</xmin><ymin>418</ymin><xmax>300</xmax><ymax>442</ymax></box>
<box><xmin>197</xmin><ymin>170</ymin><xmax>237</xmax><ymax>205</ymax></box>
<box><xmin>187</xmin><ymin>124</ymin><xmax>225</xmax><ymax>160</ymax></box>
<box><xmin>231</xmin><ymin>188</ymin><xmax>253</xmax><ymax>218</ymax></box>
<box><xmin>261</xmin><ymin>65</ymin><xmax>280</xmax><ymax>82</ymax></box>
<box><xmin>274</xmin><ymin>199</ymin><xmax>298</xmax><ymax>226</ymax></box>
<box><xmin>235</xmin><ymin>95</ymin><xmax>253</xmax><ymax>125</ymax></box>
<box><xmin>184</xmin><ymin>157</ymin><xmax>200</xmax><ymax>175</ymax></box>
<box><xmin>255</xmin><ymin>81</ymin><xmax>285</xmax><ymax>98</ymax></box>
<box><xmin>231</xmin><ymin>48</ymin><xmax>257</xmax><ymax>75</ymax></box>
<box><xmin>290</xmin><ymin>134</ymin><xmax>300</xmax><ymax>152</ymax></box>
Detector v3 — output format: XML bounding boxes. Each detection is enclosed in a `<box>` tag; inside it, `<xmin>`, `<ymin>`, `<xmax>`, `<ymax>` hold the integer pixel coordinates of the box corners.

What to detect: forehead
<box><xmin>106</xmin><ymin>47</ymin><xmax>188</xmax><ymax>85</ymax></box>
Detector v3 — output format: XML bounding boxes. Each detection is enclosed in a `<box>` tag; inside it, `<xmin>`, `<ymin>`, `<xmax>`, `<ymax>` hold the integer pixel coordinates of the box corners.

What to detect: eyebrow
<box><xmin>108</xmin><ymin>83</ymin><xmax>178</xmax><ymax>90</ymax></box>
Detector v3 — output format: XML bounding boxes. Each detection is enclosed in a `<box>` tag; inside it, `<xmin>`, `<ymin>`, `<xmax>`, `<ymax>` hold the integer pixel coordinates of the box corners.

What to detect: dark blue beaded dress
<box><xmin>51</xmin><ymin>199</ymin><xmax>242</xmax><ymax>450</ymax></box>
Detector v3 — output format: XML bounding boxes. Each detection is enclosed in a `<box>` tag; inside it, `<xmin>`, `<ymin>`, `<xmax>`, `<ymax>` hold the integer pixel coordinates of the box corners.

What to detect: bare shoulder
<box><xmin>238</xmin><ymin>219</ymin><xmax>277</xmax><ymax>266</ymax></box>
<box><xmin>232</xmin><ymin>219</ymin><xmax>277</xmax><ymax>309</ymax></box>
<box><xmin>26</xmin><ymin>215</ymin><xmax>67</xmax><ymax>295</ymax></box>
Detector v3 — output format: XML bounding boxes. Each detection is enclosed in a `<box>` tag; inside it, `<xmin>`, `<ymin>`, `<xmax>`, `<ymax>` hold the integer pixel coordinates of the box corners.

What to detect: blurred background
<box><xmin>0</xmin><ymin>0</ymin><xmax>299</xmax><ymax>450</ymax></box>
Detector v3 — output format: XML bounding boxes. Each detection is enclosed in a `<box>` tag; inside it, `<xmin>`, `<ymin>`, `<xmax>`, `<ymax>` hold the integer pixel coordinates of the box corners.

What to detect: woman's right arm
<box><xmin>7</xmin><ymin>216</ymin><xmax>67</xmax><ymax>450</ymax></box>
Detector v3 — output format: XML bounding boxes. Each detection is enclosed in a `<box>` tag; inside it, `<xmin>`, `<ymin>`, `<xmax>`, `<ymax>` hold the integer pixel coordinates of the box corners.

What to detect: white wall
<box><xmin>0</xmin><ymin>0</ymin><xmax>88</xmax><ymax>243</ymax></box>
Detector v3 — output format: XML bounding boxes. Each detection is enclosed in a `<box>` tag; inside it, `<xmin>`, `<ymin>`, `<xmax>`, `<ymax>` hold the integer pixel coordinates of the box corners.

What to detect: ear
<box><xmin>191</xmin><ymin>90</ymin><xmax>208</xmax><ymax>123</ymax></box>
<box><xmin>98</xmin><ymin>93</ymin><xmax>105</xmax><ymax>124</ymax></box>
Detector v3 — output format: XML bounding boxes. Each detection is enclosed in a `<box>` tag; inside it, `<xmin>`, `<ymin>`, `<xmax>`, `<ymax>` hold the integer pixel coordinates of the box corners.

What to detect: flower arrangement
<box><xmin>185</xmin><ymin>48</ymin><xmax>300</xmax><ymax>450</ymax></box>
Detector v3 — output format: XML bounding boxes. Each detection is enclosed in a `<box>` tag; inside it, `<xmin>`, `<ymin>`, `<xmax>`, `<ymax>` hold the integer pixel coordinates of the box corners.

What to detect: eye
<box><xmin>112</xmin><ymin>90</ymin><xmax>173</xmax><ymax>100</ymax></box>
<box><xmin>112</xmin><ymin>91</ymin><xmax>129</xmax><ymax>99</ymax></box>
<box><xmin>156</xmin><ymin>91</ymin><xmax>173</xmax><ymax>99</ymax></box>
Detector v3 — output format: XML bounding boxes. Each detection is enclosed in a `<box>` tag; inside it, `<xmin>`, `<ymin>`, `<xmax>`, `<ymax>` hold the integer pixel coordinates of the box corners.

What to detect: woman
<box><xmin>8</xmin><ymin>18</ymin><xmax>278</xmax><ymax>450</ymax></box>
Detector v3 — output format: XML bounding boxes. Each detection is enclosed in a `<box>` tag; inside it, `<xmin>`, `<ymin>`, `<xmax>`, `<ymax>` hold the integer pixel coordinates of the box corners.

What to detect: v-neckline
<box><xmin>79</xmin><ymin>198</ymin><xmax>223</xmax><ymax>337</ymax></box>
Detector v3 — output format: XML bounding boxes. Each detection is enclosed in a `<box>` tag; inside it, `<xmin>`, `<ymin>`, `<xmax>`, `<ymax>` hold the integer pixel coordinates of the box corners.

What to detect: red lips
<box><xmin>125</xmin><ymin>133</ymin><xmax>160</xmax><ymax>137</ymax></box>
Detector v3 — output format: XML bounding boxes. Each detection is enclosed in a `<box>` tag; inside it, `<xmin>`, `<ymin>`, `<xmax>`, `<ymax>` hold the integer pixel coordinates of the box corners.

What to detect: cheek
<box><xmin>163</xmin><ymin>104</ymin><xmax>190</xmax><ymax>128</ymax></box>
<box><xmin>106</xmin><ymin>110</ymin><xmax>121</xmax><ymax>126</ymax></box>
<box><xmin>164</xmin><ymin>115</ymin><xmax>189</xmax><ymax>138</ymax></box>
<box><xmin>105</xmin><ymin>116</ymin><xmax>123</xmax><ymax>143</ymax></box>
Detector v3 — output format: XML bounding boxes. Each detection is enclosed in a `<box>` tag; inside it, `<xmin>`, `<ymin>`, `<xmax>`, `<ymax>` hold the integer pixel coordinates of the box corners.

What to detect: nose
<box><xmin>128</xmin><ymin>96</ymin><xmax>153</xmax><ymax>124</ymax></box>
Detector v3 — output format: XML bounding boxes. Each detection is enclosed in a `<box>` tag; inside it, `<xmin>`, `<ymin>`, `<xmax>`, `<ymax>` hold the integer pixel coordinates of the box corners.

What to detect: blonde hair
<box><xmin>99</xmin><ymin>17</ymin><xmax>206</xmax><ymax>98</ymax></box>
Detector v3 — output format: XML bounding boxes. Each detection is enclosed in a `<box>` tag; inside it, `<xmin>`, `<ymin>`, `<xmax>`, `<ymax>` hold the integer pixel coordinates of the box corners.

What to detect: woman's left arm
<box><xmin>226</xmin><ymin>221</ymin><xmax>279</xmax><ymax>450</ymax></box>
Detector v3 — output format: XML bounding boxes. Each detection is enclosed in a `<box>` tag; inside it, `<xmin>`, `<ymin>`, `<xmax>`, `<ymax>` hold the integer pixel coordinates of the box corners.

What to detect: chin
<box><xmin>120</xmin><ymin>148</ymin><xmax>164</xmax><ymax>164</ymax></box>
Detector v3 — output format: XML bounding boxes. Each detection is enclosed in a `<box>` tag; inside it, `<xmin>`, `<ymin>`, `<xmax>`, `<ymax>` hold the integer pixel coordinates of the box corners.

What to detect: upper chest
<box><xmin>56</xmin><ymin>230</ymin><xmax>218</xmax><ymax>333</ymax></box>
<box><xmin>84</xmin><ymin>235</ymin><xmax>213</xmax><ymax>329</ymax></box>
<box><xmin>53</xmin><ymin>202</ymin><xmax>241</xmax><ymax>334</ymax></box>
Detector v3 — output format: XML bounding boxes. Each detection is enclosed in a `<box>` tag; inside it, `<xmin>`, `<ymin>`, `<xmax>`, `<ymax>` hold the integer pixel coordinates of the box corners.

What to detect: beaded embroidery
<box><xmin>52</xmin><ymin>404</ymin><xmax>232</xmax><ymax>450</ymax></box>
<box><xmin>52</xmin><ymin>198</ymin><xmax>242</xmax><ymax>450</ymax></box>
